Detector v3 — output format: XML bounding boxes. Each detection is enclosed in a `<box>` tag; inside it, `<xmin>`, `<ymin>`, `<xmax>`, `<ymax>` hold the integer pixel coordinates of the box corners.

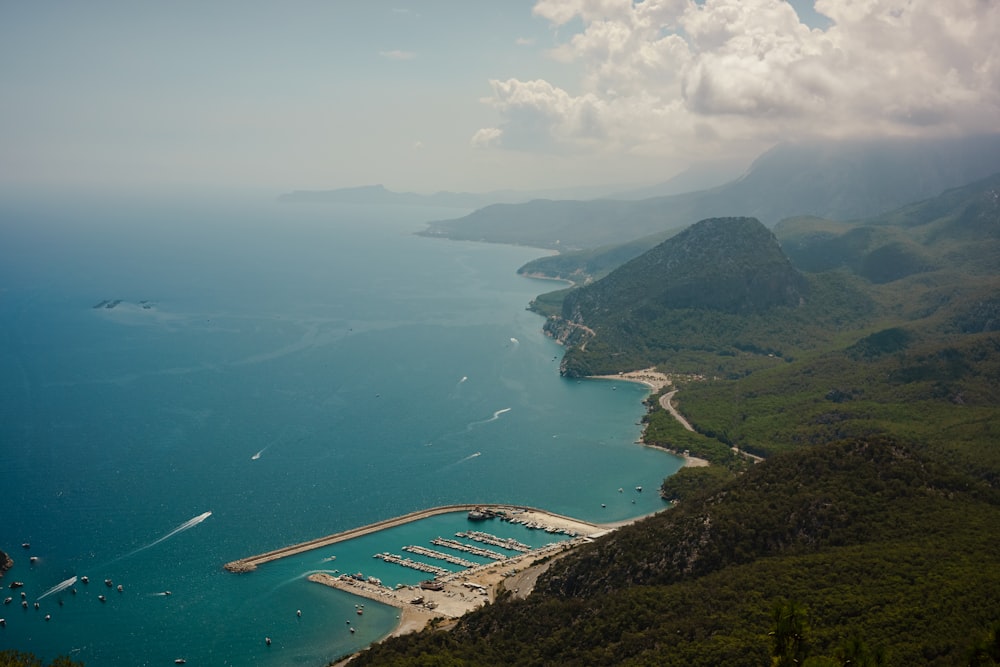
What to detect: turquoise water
<box><xmin>0</xmin><ymin>196</ymin><xmax>680</xmax><ymax>665</ymax></box>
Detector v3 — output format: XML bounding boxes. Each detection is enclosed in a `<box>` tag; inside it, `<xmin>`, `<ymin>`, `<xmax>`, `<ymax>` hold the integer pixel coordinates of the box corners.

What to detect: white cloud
<box><xmin>471</xmin><ymin>127</ymin><xmax>504</xmax><ymax>148</ymax></box>
<box><xmin>379</xmin><ymin>49</ymin><xmax>416</xmax><ymax>61</ymax></box>
<box><xmin>515</xmin><ymin>36</ymin><xmax>536</xmax><ymax>46</ymax></box>
<box><xmin>476</xmin><ymin>0</ymin><xmax>1000</xmax><ymax>159</ymax></box>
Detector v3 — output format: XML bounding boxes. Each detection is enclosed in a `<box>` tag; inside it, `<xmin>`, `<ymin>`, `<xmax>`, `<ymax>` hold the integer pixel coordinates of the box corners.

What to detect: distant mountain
<box><xmin>606</xmin><ymin>159</ymin><xmax>750</xmax><ymax>200</ymax></box>
<box><xmin>277</xmin><ymin>183</ymin><xmax>627</xmax><ymax>209</ymax></box>
<box><xmin>776</xmin><ymin>171</ymin><xmax>1000</xmax><ymax>282</ymax></box>
<box><xmin>544</xmin><ymin>217</ymin><xmax>814</xmax><ymax>376</ymax></box>
<box><xmin>420</xmin><ymin>134</ymin><xmax>1000</xmax><ymax>251</ymax></box>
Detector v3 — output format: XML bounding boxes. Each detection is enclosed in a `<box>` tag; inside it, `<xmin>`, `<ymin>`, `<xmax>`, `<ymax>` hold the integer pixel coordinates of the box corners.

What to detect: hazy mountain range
<box><xmin>419</xmin><ymin>134</ymin><xmax>1000</xmax><ymax>252</ymax></box>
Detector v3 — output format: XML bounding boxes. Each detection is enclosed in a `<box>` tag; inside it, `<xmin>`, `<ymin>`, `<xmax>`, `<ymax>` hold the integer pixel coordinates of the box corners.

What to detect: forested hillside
<box><xmin>345</xmin><ymin>173</ymin><xmax>1000</xmax><ymax>666</ymax></box>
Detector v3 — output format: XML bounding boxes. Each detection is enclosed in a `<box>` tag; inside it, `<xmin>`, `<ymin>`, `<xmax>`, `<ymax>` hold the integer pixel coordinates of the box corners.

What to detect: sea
<box><xmin>0</xmin><ymin>194</ymin><xmax>682</xmax><ymax>665</ymax></box>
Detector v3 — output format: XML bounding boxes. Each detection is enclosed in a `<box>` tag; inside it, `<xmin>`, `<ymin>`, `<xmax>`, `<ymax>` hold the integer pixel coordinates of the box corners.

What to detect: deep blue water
<box><xmin>0</xmin><ymin>195</ymin><xmax>681</xmax><ymax>665</ymax></box>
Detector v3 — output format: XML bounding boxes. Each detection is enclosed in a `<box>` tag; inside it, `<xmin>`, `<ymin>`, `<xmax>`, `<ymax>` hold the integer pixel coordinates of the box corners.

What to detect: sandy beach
<box><xmin>588</xmin><ymin>367</ymin><xmax>672</xmax><ymax>392</ymax></box>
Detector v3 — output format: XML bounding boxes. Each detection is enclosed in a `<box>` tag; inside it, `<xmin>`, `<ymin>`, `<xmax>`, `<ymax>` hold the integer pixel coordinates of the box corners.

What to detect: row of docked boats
<box><xmin>373</xmin><ymin>552</ymin><xmax>450</xmax><ymax>577</ymax></box>
<box><xmin>455</xmin><ymin>530</ymin><xmax>530</xmax><ymax>552</ymax></box>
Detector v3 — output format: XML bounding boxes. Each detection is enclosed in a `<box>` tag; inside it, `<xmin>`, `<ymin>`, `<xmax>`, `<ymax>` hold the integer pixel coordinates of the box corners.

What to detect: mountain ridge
<box><xmin>420</xmin><ymin>134</ymin><xmax>1000</xmax><ymax>252</ymax></box>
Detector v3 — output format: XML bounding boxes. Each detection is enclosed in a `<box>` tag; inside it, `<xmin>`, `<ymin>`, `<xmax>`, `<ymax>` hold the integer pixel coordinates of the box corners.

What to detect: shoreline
<box><xmin>227</xmin><ymin>370</ymin><xmax>701</xmax><ymax>662</ymax></box>
<box><xmin>586</xmin><ymin>368</ymin><xmax>710</xmax><ymax>468</ymax></box>
<box><xmin>225</xmin><ymin>505</ymin><xmax>615</xmax><ymax>663</ymax></box>
<box><xmin>316</xmin><ymin>506</ymin><xmax>661</xmax><ymax>665</ymax></box>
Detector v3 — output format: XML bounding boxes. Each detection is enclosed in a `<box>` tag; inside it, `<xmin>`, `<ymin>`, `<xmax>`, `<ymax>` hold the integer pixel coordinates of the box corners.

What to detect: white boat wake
<box><xmin>487</xmin><ymin>407</ymin><xmax>511</xmax><ymax>422</ymax></box>
<box><xmin>120</xmin><ymin>511</ymin><xmax>212</xmax><ymax>559</ymax></box>
<box><xmin>37</xmin><ymin>576</ymin><xmax>77</xmax><ymax>601</ymax></box>
<box><xmin>251</xmin><ymin>446</ymin><xmax>267</xmax><ymax>460</ymax></box>
<box><xmin>436</xmin><ymin>451</ymin><xmax>483</xmax><ymax>474</ymax></box>
<box><xmin>467</xmin><ymin>408</ymin><xmax>511</xmax><ymax>430</ymax></box>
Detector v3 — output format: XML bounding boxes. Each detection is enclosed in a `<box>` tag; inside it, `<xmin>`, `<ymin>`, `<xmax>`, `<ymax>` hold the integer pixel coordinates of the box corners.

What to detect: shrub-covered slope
<box><xmin>350</xmin><ymin>439</ymin><xmax>1000</xmax><ymax>666</ymax></box>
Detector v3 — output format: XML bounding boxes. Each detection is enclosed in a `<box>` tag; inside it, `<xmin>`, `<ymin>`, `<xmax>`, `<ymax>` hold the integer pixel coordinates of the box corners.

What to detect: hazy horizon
<box><xmin>3</xmin><ymin>1</ymin><xmax>998</xmax><ymax>196</ymax></box>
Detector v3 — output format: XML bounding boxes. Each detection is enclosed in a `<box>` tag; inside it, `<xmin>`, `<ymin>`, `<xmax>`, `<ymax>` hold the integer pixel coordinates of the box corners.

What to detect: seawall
<box><xmin>224</xmin><ymin>504</ymin><xmax>602</xmax><ymax>573</ymax></box>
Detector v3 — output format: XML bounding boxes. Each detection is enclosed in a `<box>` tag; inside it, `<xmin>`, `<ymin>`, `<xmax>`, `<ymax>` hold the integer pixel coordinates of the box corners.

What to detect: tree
<box><xmin>0</xmin><ymin>652</ymin><xmax>84</xmax><ymax>667</ymax></box>
<box><xmin>968</xmin><ymin>623</ymin><xmax>1000</xmax><ymax>667</ymax></box>
<box><xmin>770</xmin><ymin>599</ymin><xmax>810</xmax><ymax>667</ymax></box>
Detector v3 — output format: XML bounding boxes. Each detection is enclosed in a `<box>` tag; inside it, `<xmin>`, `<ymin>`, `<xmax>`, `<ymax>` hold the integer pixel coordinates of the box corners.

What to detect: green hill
<box><xmin>542</xmin><ymin>217</ymin><xmax>842</xmax><ymax>377</ymax></box>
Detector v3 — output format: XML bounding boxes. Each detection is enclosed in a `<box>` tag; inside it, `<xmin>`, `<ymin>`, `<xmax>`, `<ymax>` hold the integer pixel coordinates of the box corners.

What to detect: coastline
<box><xmin>224</xmin><ymin>369</ymin><xmax>703</xmax><ymax>663</ymax></box>
<box><xmin>586</xmin><ymin>368</ymin><xmax>710</xmax><ymax>468</ymax></box>
<box><xmin>317</xmin><ymin>506</ymin><xmax>662</xmax><ymax>666</ymax></box>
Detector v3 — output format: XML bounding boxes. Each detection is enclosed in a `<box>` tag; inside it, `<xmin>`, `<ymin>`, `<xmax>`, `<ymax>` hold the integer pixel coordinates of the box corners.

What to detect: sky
<box><xmin>1</xmin><ymin>0</ymin><xmax>998</xmax><ymax>195</ymax></box>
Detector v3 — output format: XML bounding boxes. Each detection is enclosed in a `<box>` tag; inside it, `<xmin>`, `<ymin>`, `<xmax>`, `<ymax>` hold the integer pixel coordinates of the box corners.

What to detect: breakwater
<box><xmin>224</xmin><ymin>504</ymin><xmax>602</xmax><ymax>573</ymax></box>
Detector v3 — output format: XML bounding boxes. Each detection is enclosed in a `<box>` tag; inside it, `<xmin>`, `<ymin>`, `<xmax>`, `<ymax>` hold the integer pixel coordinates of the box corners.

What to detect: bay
<box><xmin>0</xmin><ymin>195</ymin><xmax>681</xmax><ymax>665</ymax></box>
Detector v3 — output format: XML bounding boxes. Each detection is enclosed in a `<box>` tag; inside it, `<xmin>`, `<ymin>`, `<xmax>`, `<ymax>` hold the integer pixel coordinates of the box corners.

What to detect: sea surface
<box><xmin>0</xmin><ymin>195</ymin><xmax>682</xmax><ymax>665</ymax></box>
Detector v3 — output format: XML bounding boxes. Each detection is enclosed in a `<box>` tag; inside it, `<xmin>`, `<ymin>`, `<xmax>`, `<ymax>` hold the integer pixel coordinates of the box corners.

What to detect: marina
<box><xmin>224</xmin><ymin>505</ymin><xmax>603</xmax><ymax>573</ymax></box>
<box><xmin>225</xmin><ymin>505</ymin><xmax>613</xmax><ymax>638</ymax></box>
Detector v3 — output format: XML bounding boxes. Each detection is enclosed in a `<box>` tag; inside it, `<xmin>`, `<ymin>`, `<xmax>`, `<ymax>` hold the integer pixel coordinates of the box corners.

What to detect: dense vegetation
<box><xmin>344</xmin><ymin>173</ymin><xmax>1000</xmax><ymax>665</ymax></box>
<box><xmin>351</xmin><ymin>439</ymin><xmax>1000</xmax><ymax>666</ymax></box>
<box><xmin>0</xmin><ymin>652</ymin><xmax>83</xmax><ymax>667</ymax></box>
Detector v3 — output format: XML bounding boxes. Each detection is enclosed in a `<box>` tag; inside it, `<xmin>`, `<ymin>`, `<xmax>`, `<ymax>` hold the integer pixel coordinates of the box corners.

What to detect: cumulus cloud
<box><xmin>477</xmin><ymin>0</ymin><xmax>1000</xmax><ymax>158</ymax></box>
<box><xmin>471</xmin><ymin>127</ymin><xmax>504</xmax><ymax>148</ymax></box>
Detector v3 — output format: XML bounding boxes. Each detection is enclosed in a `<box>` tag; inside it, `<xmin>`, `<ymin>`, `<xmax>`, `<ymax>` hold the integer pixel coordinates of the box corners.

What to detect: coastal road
<box><xmin>659</xmin><ymin>390</ymin><xmax>694</xmax><ymax>431</ymax></box>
